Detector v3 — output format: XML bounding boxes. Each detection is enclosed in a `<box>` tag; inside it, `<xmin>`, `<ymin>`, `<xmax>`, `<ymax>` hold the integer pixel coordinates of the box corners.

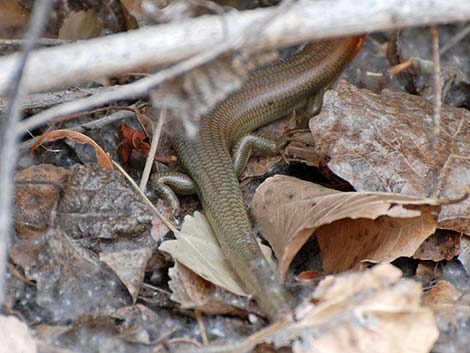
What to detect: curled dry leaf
<box><xmin>289</xmin><ymin>264</ymin><xmax>438</xmax><ymax>353</ymax></box>
<box><xmin>159</xmin><ymin>211</ymin><xmax>275</xmax><ymax>297</ymax></box>
<box><xmin>211</xmin><ymin>264</ymin><xmax>437</xmax><ymax>353</ymax></box>
<box><xmin>311</xmin><ymin>80</ymin><xmax>470</xmax><ymax>234</ymax></box>
<box><xmin>413</xmin><ymin>229</ymin><xmax>461</xmax><ymax>262</ymax></box>
<box><xmin>31</xmin><ymin>130</ymin><xmax>113</xmax><ymax>169</ymax></box>
<box><xmin>252</xmin><ymin>175</ymin><xmax>442</xmax><ymax>279</ymax></box>
<box><xmin>168</xmin><ymin>262</ymin><xmax>255</xmax><ymax>317</ymax></box>
<box><xmin>160</xmin><ymin>212</ymin><xmax>246</xmax><ymax>296</ymax></box>
<box><xmin>118</xmin><ymin>123</ymin><xmax>176</xmax><ymax>164</ymax></box>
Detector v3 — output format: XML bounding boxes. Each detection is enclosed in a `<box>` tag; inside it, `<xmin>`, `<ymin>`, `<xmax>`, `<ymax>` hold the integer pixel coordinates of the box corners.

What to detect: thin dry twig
<box><xmin>430</xmin><ymin>25</ymin><xmax>442</xmax><ymax>149</ymax></box>
<box><xmin>140</xmin><ymin>109</ymin><xmax>166</xmax><ymax>191</ymax></box>
<box><xmin>439</xmin><ymin>23</ymin><xmax>470</xmax><ymax>55</ymax></box>
<box><xmin>0</xmin><ymin>86</ymin><xmax>125</xmax><ymax>112</ymax></box>
<box><xmin>195</xmin><ymin>310</ymin><xmax>209</xmax><ymax>346</ymax></box>
<box><xmin>113</xmin><ymin>161</ymin><xmax>178</xmax><ymax>234</ymax></box>
<box><xmin>19</xmin><ymin>109</ymin><xmax>135</xmax><ymax>151</ymax></box>
<box><xmin>0</xmin><ymin>0</ymin><xmax>53</xmax><ymax>305</ymax></box>
<box><xmin>17</xmin><ymin>0</ymin><xmax>296</xmax><ymax>136</ymax></box>
<box><xmin>16</xmin><ymin>37</ymin><xmax>236</xmax><ymax>135</ymax></box>
<box><xmin>0</xmin><ymin>0</ymin><xmax>469</xmax><ymax>96</ymax></box>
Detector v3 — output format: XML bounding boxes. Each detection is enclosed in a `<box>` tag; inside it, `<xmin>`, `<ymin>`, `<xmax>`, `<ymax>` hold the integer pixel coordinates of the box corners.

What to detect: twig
<box><xmin>0</xmin><ymin>86</ymin><xmax>126</xmax><ymax>112</ymax></box>
<box><xmin>0</xmin><ymin>38</ymin><xmax>72</xmax><ymax>48</ymax></box>
<box><xmin>16</xmin><ymin>33</ymin><xmax>239</xmax><ymax>135</ymax></box>
<box><xmin>195</xmin><ymin>310</ymin><xmax>209</xmax><ymax>346</ymax></box>
<box><xmin>0</xmin><ymin>0</ymin><xmax>469</xmax><ymax>96</ymax></box>
<box><xmin>166</xmin><ymin>337</ymin><xmax>203</xmax><ymax>348</ymax></box>
<box><xmin>140</xmin><ymin>109</ymin><xmax>166</xmax><ymax>191</ymax></box>
<box><xmin>430</xmin><ymin>25</ymin><xmax>442</xmax><ymax>149</ymax></box>
<box><xmin>439</xmin><ymin>23</ymin><xmax>470</xmax><ymax>55</ymax></box>
<box><xmin>16</xmin><ymin>0</ymin><xmax>296</xmax><ymax>136</ymax></box>
<box><xmin>19</xmin><ymin>109</ymin><xmax>135</xmax><ymax>151</ymax></box>
<box><xmin>113</xmin><ymin>161</ymin><xmax>178</xmax><ymax>234</ymax></box>
<box><xmin>0</xmin><ymin>0</ymin><xmax>53</xmax><ymax>305</ymax></box>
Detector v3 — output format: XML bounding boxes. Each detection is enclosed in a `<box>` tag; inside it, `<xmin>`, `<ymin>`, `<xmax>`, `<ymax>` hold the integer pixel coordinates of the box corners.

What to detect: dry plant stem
<box><xmin>431</xmin><ymin>25</ymin><xmax>441</xmax><ymax>149</ymax></box>
<box><xmin>112</xmin><ymin>161</ymin><xmax>178</xmax><ymax>234</ymax></box>
<box><xmin>194</xmin><ymin>310</ymin><xmax>209</xmax><ymax>346</ymax></box>
<box><xmin>0</xmin><ymin>0</ymin><xmax>469</xmax><ymax>96</ymax></box>
<box><xmin>16</xmin><ymin>0</ymin><xmax>291</xmax><ymax>136</ymax></box>
<box><xmin>0</xmin><ymin>0</ymin><xmax>52</xmax><ymax>305</ymax></box>
<box><xmin>19</xmin><ymin>110</ymin><xmax>135</xmax><ymax>151</ymax></box>
<box><xmin>0</xmin><ymin>86</ymin><xmax>124</xmax><ymax>112</ymax></box>
<box><xmin>16</xmin><ymin>38</ymin><xmax>238</xmax><ymax>135</ymax></box>
<box><xmin>0</xmin><ymin>38</ymin><xmax>72</xmax><ymax>48</ymax></box>
<box><xmin>139</xmin><ymin>109</ymin><xmax>166</xmax><ymax>191</ymax></box>
<box><xmin>439</xmin><ymin>23</ymin><xmax>470</xmax><ymax>55</ymax></box>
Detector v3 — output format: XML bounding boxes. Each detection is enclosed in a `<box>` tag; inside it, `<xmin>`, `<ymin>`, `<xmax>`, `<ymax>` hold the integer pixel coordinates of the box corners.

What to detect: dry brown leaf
<box><xmin>100</xmin><ymin>247</ymin><xmax>154</xmax><ymax>303</ymax></box>
<box><xmin>0</xmin><ymin>316</ymin><xmax>36</xmax><ymax>353</ymax></box>
<box><xmin>168</xmin><ymin>262</ymin><xmax>254</xmax><ymax>317</ymax></box>
<box><xmin>252</xmin><ymin>175</ymin><xmax>441</xmax><ymax>278</ymax></box>
<box><xmin>17</xmin><ymin>227</ymin><xmax>130</xmax><ymax>320</ymax></box>
<box><xmin>415</xmin><ymin>261</ymin><xmax>443</xmax><ymax>285</ymax></box>
<box><xmin>14</xmin><ymin>164</ymin><xmax>70</xmax><ymax>242</ymax></box>
<box><xmin>0</xmin><ymin>0</ymin><xmax>29</xmax><ymax>38</ymax></box>
<box><xmin>58</xmin><ymin>10</ymin><xmax>102</xmax><ymax>40</ymax></box>
<box><xmin>424</xmin><ymin>280</ymin><xmax>465</xmax><ymax>322</ymax></box>
<box><xmin>310</xmin><ymin>80</ymin><xmax>470</xmax><ymax>234</ymax></box>
<box><xmin>413</xmin><ymin>229</ymin><xmax>461</xmax><ymax>261</ymax></box>
<box><xmin>290</xmin><ymin>265</ymin><xmax>437</xmax><ymax>353</ymax></box>
<box><xmin>31</xmin><ymin>130</ymin><xmax>113</xmax><ymax>169</ymax></box>
<box><xmin>222</xmin><ymin>264</ymin><xmax>437</xmax><ymax>353</ymax></box>
<box><xmin>160</xmin><ymin>211</ymin><xmax>275</xmax><ymax>297</ymax></box>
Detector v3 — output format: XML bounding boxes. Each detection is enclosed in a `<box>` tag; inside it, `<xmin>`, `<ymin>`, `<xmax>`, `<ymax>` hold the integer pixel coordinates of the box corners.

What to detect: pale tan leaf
<box><xmin>231</xmin><ymin>264</ymin><xmax>437</xmax><ymax>353</ymax></box>
<box><xmin>160</xmin><ymin>211</ymin><xmax>275</xmax><ymax>296</ymax></box>
<box><xmin>100</xmin><ymin>247</ymin><xmax>154</xmax><ymax>303</ymax></box>
<box><xmin>168</xmin><ymin>262</ymin><xmax>254</xmax><ymax>317</ymax></box>
<box><xmin>58</xmin><ymin>10</ymin><xmax>102</xmax><ymax>40</ymax></box>
<box><xmin>291</xmin><ymin>265</ymin><xmax>437</xmax><ymax>353</ymax></box>
<box><xmin>310</xmin><ymin>80</ymin><xmax>470</xmax><ymax>234</ymax></box>
<box><xmin>0</xmin><ymin>316</ymin><xmax>36</xmax><ymax>353</ymax></box>
<box><xmin>252</xmin><ymin>175</ymin><xmax>442</xmax><ymax>278</ymax></box>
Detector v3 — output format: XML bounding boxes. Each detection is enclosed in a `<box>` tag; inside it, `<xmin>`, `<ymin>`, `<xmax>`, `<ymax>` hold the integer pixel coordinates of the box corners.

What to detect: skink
<box><xmin>153</xmin><ymin>35</ymin><xmax>365</xmax><ymax>320</ymax></box>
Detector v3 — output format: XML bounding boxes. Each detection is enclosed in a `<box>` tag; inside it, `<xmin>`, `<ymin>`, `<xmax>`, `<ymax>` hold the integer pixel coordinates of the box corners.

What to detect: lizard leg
<box><xmin>232</xmin><ymin>134</ymin><xmax>288</xmax><ymax>177</ymax></box>
<box><xmin>301</xmin><ymin>88</ymin><xmax>328</xmax><ymax>125</ymax></box>
<box><xmin>150</xmin><ymin>171</ymin><xmax>195</xmax><ymax>210</ymax></box>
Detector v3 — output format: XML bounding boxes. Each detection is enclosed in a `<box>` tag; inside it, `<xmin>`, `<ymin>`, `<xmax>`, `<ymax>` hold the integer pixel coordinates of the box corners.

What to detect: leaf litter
<box><xmin>4</xmin><ymin>6</ymin><xmax>470</xmax><ymax>353</ymax></box>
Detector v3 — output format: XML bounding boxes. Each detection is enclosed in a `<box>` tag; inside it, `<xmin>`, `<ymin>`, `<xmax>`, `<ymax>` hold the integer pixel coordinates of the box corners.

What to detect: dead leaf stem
<box><xmin>140</xmin><ymin>109</ymin><xmax>166</xmax><ymax>191</ymax></box>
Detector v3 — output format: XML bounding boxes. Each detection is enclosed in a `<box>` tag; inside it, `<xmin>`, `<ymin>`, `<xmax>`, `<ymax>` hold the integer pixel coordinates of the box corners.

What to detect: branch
<box><xmin>0</xmin><ymin>0</ymin><xmax>53</xmax><ymax>305</ymax></box>
<box><xmin>0</xmin><ymin>0</ymin><xmax>469</xmax><ymax>96</ymax></box>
